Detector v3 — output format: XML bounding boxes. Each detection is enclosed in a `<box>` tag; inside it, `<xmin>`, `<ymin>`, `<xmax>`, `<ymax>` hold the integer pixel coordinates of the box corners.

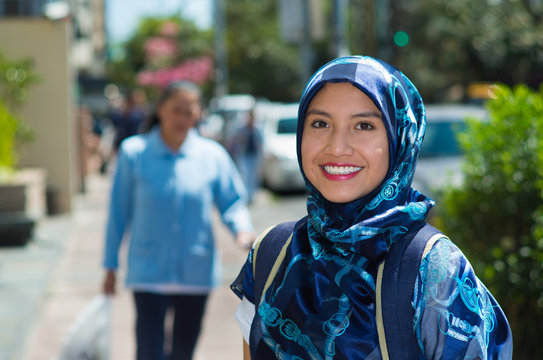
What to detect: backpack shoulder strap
<box><xmin>252</xmin><ymin>220</ymin><xmax>297</xmax><ymax>308</ymax></box>
<box><xmin>249</xmin><ymin>219</ymin><xmax>301</xmax><ymax>359</ymax></box>
<box><xmin>376</xmin><ymin>222</ymin><xmax>446</xmax><ymax>360</ymax></box>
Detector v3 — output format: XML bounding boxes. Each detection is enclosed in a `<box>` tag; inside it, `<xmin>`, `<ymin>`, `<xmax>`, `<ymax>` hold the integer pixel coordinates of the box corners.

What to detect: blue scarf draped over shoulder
<box><xmin>257</xmin><ymin>56</ymin><xmax>435</xmax><ymax>359</ymax></box>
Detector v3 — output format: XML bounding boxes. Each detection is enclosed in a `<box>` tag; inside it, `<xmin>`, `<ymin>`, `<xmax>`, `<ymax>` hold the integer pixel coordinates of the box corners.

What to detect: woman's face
<box><xmin>157</xmin><ymin>89</ymin><xmax>201</xmax><ymax>146</ymax></box>
<box><xmin>301</xmin><ymin>82</ymin><xmax>389</xmax><ymax>203</ymax></box>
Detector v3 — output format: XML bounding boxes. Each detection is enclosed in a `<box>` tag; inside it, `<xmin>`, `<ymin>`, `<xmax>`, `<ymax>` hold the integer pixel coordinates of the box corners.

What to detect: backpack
<box><xmin>251</xmin><ymin>218</ymin><xmax>445</xmax><ymax>360</ymax></box>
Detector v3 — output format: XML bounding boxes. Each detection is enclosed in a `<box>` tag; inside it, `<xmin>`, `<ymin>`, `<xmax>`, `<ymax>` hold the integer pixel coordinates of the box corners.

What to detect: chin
<box><xmin>322</xmin><ymin>193</ymin><xmax>359</xmax><ymax>204</ymax></box>
<box><xmin>322</xmin><ymin>187</ymin><xmax>374</xmax><ymax>204</ymax></box>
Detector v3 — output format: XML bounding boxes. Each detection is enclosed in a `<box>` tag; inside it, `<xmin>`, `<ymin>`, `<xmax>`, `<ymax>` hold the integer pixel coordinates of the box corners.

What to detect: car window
<box><xmin>420</xmin><ymin>121</ymin><xmax>466</xmax><ymax>157</ymax></box>
<box><xmin>277</xmin><ymin>117</ymin><xmax>298</xmax><ymax>134</ymax></box>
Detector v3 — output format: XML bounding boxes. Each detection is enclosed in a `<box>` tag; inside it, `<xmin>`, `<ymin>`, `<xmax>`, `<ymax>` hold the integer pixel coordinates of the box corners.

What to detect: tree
<box><xmin>106</xmin><ymin>16</ymin><xmax>214</xmax><ymax>97</ymax></box>
<box><xmin>106</xmin><ymin>6</ymin><xmax>308</xmax><ymax>102</ymax></box>
<box><xmin>347</xmin><ymin>0</ymin><xmax>543</xmax><ymax>102</ymax></box>
<box><xmin>438</xmin><ymin>84</ymin><xmax>543</xmax><ymax>358</ymax></box>
<box><xmin>225</xmin><ymin>0</ymin><xmax>304</xmax><ymax>102</ymax></box>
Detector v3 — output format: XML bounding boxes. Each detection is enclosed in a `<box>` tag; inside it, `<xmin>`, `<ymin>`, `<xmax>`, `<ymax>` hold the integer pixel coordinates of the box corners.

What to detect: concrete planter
<box><xmin>0</xmin><ymin>212</ymin><xmax>36</xmax><ymax>246</ymax></box>
<box><xmin>0</xmin><ymin>168</ymin><xmax>47</xmax><ymax>246</ymax></box>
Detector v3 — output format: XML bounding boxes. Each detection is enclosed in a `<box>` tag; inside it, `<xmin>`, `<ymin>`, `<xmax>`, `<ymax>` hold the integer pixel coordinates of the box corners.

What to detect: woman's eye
<box><xmin>356</xmin><ymin>122</ymin><xmax>374</xmax><ymax>130</ymax></box>
<box><xmin>311</xmin><ymin>120</ymin><xmax>328</xmax><ymax>128</ymax></box>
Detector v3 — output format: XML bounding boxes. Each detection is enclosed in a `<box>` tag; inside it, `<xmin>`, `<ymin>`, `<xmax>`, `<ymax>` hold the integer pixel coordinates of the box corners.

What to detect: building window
<box><xmin>4</xmin><ymin>0</ymin><xmax>22</xmax><ymax>15</ymax></box>
<box><xmin>0</xmin><ymin>0</ymin><xmax>45</xmax><ymax>16</ymax></box>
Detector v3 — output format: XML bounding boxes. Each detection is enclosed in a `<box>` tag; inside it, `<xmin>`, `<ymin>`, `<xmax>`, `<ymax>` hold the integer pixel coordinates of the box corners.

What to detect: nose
<box><xmin>325</xmin><ymin>129</ymin><xmax>354</xmax><ymax>156</ymax></box>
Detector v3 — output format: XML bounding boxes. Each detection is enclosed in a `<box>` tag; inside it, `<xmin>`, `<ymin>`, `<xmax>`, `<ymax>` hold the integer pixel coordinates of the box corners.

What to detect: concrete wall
<box><xmin>0</xmin><ymin>18</ymin><xmax>77</xmax><ymax>213</ymax></box>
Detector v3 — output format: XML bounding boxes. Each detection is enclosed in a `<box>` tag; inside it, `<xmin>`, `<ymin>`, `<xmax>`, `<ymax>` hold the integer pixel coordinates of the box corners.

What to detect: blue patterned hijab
<box><xmin>258</xmin><ymin>56</ymin><xmax>435</xmax><ymax>358</ymax></box>
<box><xmin>298</xmin><ymin>56</ymin><xmax>434</xmax><ymax>256</ymax></box>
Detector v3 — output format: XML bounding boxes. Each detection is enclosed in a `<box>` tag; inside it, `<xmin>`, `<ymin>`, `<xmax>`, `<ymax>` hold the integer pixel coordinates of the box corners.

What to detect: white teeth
<box><xmin>323</xmin><ymin>165</ymin><xmax>362</xmax><ymax>175</ymax></box>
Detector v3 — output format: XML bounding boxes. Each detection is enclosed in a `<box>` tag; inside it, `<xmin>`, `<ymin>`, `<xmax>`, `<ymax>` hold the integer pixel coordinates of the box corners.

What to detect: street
<box><xmin>19</xmin><ymin>173</ymin><xmax>306</xmax><ymax>360</ymax></box>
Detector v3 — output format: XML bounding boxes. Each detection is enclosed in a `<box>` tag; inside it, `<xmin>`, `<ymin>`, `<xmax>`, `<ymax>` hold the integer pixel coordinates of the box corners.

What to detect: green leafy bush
<box><xmin>0</xmin><ymin>51</ymin><xmax>38</xmax><ymax>175</ymax></box>
<box><xmin>0</xmin><ymin>99</ymin><xmax>19</xmax><ymax>171</ymax></box>
<box><xmin>438</xmin><ymin>84</ymin><xmax>543</xmax><ymax>358</ymax></box>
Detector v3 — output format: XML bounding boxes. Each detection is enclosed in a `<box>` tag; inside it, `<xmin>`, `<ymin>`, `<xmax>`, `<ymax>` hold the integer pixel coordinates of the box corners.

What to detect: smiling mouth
<box><xmin>323</xmin><ymin>165</ymin><xmax>362</xmax><ymax>175</ymax></box>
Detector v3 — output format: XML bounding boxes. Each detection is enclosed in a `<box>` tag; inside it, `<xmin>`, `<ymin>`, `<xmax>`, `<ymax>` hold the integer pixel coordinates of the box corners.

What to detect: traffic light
<box><xmin>393</xmin><ymin>31</ymin><xmax>409</xmax><ymax>47</ymax></box>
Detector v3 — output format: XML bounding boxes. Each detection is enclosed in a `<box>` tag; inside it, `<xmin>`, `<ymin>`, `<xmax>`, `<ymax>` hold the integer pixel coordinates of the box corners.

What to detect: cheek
<box><xmin>160</xmin><ymin>113</ymin><xmax>176</xmax><ymax>128</ymax></box>
<box><xmin>300</xmin><ymin>137</ymin><xmax>317</xmax><ymax>176</ymax></box>
<box><xmin>192</xmin><ymin>107</ymin><xmax>202</xmax><ymax>121</ymax></box>
<box><xmin>373</xmin><ymin>145</ymin><xmax>389</xmax><ymax>177</ymax></box>
<box><xmin>157</xmin><ymin>107</ymin><xmax>176</xmax><ymax>125</ymax></box>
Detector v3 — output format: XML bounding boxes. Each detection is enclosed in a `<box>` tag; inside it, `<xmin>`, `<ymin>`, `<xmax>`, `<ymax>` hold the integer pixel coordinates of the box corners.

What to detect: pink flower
<box><xmin>144</xmin><ymin>37</ymin><xmax>177</xmax><ymax>61</ymax></box>
<box><xmin>137</xmin><ymin>56</ymin><xmax>214</xmax><ymax>88</ymax></box>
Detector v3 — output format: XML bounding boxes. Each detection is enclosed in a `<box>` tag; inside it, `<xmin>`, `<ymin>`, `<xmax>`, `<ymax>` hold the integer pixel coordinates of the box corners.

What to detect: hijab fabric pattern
<box><xmin>258</xmin><ymin>56</ymin><xmax>435</xmax><ymax>358</ymax></box>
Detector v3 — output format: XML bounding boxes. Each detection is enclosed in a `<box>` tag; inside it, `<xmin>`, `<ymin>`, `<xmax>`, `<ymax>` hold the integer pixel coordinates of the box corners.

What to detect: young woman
<box><xmin>102</xmin><ymin>81</ymin><xmax>255</xmax><ymax>360</ymax></box>
<box><xmin>231</xmin><ymin>56</ymin><xmax>512</xmax><ymax>359</ymax></box>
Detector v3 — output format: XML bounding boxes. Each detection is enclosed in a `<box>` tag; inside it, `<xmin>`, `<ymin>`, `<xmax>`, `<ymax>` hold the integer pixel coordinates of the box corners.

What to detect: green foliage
<box><xmin>105</xmin><ymin>0</ymin><xmax>543</xmax><ymax>104</ymax></box>
<box><xmin>438</xmin><ymin>84</ymin><xmax>543</xmax><ymax>358</ymax></box>
<box><xmin>107</xmin><ymin>2</ymin><xmax>328</xmax><ymax>102</ymax></box>
<box><xmin>0</xmin><ymin>99</ymin><xmax>19</xmax><ymax>171</ymax></box>
<box><xmin>226</xmin><ymin>0</ymin><xmax>303</xmax><ymax>101</ymax></box>
<box><xmin>0</xmin><ymin>51</ymin><xmax>39</xmax><ymax>173</ymax></box>
<box><xmin>0</xmin><ymin>52</ymin><xmax>39</xmax><ymax>107</ymax></box>
<box><xmin>106</xmin><ymin>15</ymin><xmax>213</xmax><ymax>94</ymax></box>
<box><xmin>389</xmin><ymin>0</ymin><xmax>543</xmax><ymax>101</ymax></box>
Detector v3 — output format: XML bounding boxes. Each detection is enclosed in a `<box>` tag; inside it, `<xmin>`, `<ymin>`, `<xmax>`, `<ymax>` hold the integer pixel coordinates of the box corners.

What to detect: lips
<box><xmin>321</xmin><ymin>163</ymin><xmax>362</xmax><ymax>180</ymax></box>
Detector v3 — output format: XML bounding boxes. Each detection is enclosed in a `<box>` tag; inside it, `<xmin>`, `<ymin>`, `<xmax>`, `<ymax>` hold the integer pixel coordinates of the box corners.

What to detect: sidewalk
<box><xmin>7</xmin><ymin>173</ymin><xmax>252</xmax><ymax>360</ymax></box>
<box><xmin>0</xmin><ymin>211</ymin><xmax>71</xmax><ymax>360</ymax></box>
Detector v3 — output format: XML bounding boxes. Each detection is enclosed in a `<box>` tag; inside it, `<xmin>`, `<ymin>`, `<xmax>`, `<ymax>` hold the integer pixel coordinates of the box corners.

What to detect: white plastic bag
<box><xmin>57</xmin><ymin>295</ymin><xmax>112</xmax><ymax>360</ymax></box>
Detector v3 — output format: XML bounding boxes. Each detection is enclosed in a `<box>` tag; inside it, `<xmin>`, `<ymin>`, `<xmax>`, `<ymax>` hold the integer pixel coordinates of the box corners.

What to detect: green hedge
<box><xmin>437</xmin><ymin>84</ymin><xmax>543</xmax><ymax>358</ymax></box>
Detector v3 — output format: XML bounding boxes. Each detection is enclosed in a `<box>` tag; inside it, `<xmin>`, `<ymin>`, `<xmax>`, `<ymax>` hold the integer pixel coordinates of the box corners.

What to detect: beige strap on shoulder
<box><xmin>251</xmin><ymin>225</ymin><xmax>294</xmax><ymax>306</ymax></box>
<box><xmin>259</xmin><ymin>233</ymin><xmax>294</xmax><ymax>306</ymax></box>
<box><xmin>251</xmin><ymin>225</ymin><xmax>275</xmax><ymax>276</ymax></box>
<box><xmin>375</xmin><ymin>233</ymin><xmax>444</xmax><ymax>360</ymax></box>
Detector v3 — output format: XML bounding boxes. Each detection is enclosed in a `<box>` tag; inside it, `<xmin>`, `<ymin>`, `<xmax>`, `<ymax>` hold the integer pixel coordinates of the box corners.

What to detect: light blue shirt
<box><xmin>103</xmin><ymin>127</ymin><xmax>253</xmax><ymax>291</ymax></box>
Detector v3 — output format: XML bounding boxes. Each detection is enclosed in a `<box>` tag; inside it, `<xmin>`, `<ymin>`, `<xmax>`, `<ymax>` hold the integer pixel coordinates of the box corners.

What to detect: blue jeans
<box><xmin>133</xmin><ymin>292</ymin><xmax>208</xmax><ymax>360</ymax></box>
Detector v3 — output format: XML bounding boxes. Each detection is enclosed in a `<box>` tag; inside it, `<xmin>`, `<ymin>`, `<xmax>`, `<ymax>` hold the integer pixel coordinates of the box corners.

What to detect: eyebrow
<box><xmin>306</xmin><ymin>109</ymin><xmax>382</xmax><ymax>119</ymax></box>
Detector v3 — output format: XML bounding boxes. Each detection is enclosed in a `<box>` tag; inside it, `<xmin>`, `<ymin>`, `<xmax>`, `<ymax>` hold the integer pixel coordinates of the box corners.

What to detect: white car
<box><xmin>260</xmin><ymin>103</ymin><xmax>307</xmax><ymax>193</ymax></box>
<box><xmin>413</xmin><ymin>104</ymin><xmax>488</xmax><ymax>201</ymax></box>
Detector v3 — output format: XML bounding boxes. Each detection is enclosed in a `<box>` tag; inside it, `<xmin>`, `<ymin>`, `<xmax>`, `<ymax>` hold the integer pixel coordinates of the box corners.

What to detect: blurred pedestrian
<box><xmin>98</xmin><ymin>89</ymin><xmax>148</xmax><ymax>175</ymax></box>
<box><xmin>231</xmin><ymin>56</ymin><xmax>512</xmax><ymax>359</ymax></box>
<box><xmin>110</xmin><ymin>89</ymin><xmax>148</xmax><ymax>152</ymax></box>
<box><xmin>102</xmin><ymin>81</ymin><xmax>255</xmax><ymax>360</ymax></box>
<box><xmin>228</xmin><ymin>109</ymin><xmax>263</xmax><ymax>203</ymax></box>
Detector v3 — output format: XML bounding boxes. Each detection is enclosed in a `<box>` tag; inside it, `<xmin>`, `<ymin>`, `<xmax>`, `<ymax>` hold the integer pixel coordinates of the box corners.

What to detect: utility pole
<box><xmin>333</xmin><ymin>0</ymin><xmax>350</xmax><ymax>58</ymax></box>
<box><xmin>214</xmin><ymin>0</ymin><xmax>228</xmax><ymax>97</ymax></box>
<box><xmin>364</xmin><ymin>0</ymin><xmax>376</xmax><ymax>56</ymax></box>
<box><xmin>375</xmin><ymin>0</ymin><xmax>391</xmax><ymax>61</ymax></box>
<box><xmin>300</xmin><ymin>0</ymin><xmax>313</xmax><ymax>85</ymax></box>
<box><xmin>279</xmin><ymin>0</ymin><xmax>323</xmax><ymax>86</ymax></box>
